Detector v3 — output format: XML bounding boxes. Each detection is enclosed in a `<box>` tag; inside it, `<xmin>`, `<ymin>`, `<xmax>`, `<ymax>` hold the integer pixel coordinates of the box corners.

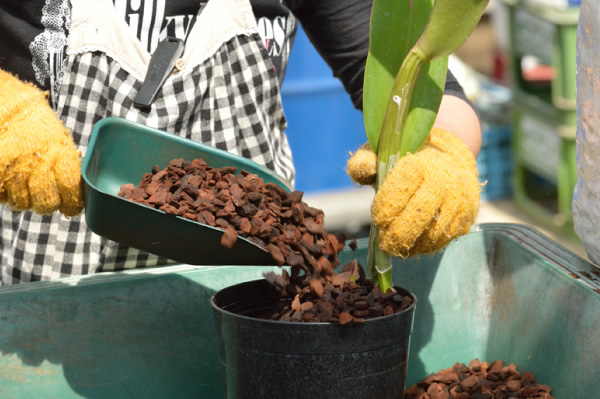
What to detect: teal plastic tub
<box><xmin>0</xmin><ymin>223</ymin><xmax>597</xmax><ymax>398</ymax></box>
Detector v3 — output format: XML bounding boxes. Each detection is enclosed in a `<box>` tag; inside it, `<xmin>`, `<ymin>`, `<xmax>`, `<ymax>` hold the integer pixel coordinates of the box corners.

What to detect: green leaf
<box><xmin>416</xmin><ymin>0</ymin><xmax>490</xmax><ymax>61</ymax></box>
<box><xmin>363</xmin><ymin>0</ymin><xmax>447</xmax><ymax>152</ymax></box>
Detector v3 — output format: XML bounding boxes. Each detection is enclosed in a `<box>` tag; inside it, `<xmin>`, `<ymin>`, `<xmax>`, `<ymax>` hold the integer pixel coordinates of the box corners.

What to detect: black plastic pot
<box><xmin>210</xmin><ymin>279</ymin><xmax>417</xmax><ymax>399</ymax></box>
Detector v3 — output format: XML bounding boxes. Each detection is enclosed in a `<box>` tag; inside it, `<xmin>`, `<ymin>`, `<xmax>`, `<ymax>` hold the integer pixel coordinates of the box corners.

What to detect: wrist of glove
<box><xmin>0</xmin><ymin>69</ymin><xmax>84</xmax><ymax>216</ymax></box>
<box><xmin>347</xmin><ymin>128</ymin><xmax>481</xmax><ymax>257</ymax></box>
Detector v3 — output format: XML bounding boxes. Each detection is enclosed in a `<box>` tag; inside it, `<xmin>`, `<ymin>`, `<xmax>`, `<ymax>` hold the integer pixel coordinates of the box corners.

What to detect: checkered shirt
<box><xmin>0</xmin><ymin>32</ymin><xmax>293</xmax><ymax>284</ymax></box>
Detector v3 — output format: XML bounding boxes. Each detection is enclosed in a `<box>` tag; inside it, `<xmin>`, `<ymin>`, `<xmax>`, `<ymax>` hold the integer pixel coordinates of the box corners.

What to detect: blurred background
<box><xmin>279</xmin><ymin>0</ymin><xmax>588</xmax><ymax>260</ymax></box>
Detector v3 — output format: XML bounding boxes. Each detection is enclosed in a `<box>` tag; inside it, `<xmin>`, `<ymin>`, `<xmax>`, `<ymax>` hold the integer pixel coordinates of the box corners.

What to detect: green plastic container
<box><xmin>0</xmin><ymin>224</ymin><xmax>597</xmax><ymax>398</ymax></box>
<box><xmin>511</xmin><ymin>94</ymin><xmax>577</xmax><ymax>236</ymax></box>
<box><xmin>81</xmin><ymin>117</ymin><xmax>292</xmax><ymax>266</ymax></box>
<box><xmin>504</xmin><ymin>0</ymin><xmax>579</xmax><ymax>109</ymax></box>
<box><xmin>504</xmin><ymin>0</ymin><xmax>579</xmax><ymax>237</ymax></box>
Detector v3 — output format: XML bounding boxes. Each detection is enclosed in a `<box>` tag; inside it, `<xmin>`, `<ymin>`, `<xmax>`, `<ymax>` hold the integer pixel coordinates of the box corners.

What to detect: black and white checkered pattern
<box><xmin>0</xmin><ymin>32</ymin><xmax>293</xmax><ymax>284</ymax></box>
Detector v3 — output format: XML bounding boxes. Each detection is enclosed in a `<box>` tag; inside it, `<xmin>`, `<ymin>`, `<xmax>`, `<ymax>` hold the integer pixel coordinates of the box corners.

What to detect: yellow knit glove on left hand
<box><xmin>0</xmin><ymin>69</ymin><xmax>84</xmax><ymax>216</ymax></box>
<box><xmin>347</xmin><ymin>128</ymin><xmax>481</xmax><ymax>257</ymax></box>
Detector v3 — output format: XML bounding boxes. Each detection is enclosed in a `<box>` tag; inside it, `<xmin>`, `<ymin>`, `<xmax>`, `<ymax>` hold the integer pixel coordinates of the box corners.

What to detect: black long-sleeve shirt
<box><xmin>0</xmin><ymin>0</ymin><xmax>468</xmax><ymax>110</ymax></box>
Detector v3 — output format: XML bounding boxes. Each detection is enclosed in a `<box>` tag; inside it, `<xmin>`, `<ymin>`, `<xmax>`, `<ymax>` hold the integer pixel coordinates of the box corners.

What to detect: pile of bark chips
<box><xmin>119</xmin><ymin>158</ymin><xmax>414</xmax><ymax>324</ymax></box>
<box><xmin>405</xmin><ymin>359</ymin><xmax>555</xmax><ymax>399</ymax></box>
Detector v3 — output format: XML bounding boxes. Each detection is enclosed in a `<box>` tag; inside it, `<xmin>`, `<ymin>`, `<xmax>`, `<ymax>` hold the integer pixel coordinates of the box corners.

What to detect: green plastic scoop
<box><xmin>82</xmin><ymin>117</ymin><xmax>292</xmax><ymax>266</ymax></box>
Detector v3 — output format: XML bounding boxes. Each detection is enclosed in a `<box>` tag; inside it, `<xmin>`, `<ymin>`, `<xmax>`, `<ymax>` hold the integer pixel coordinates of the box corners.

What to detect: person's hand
<box><xmin>0</xmin><ymin>69</ymin><xmax>84</xmax><ymax>216</ymax></box>
<box><xmin>347</xmin><ymin>128</ymin><xmax>481</xmax><ymax>257</ymax></box>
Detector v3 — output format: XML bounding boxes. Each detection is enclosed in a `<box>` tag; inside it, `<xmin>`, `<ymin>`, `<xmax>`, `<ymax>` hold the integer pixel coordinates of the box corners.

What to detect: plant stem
<box><xmin>377</xmin><ymin>49</ymin><xmax>426</xmax><ymax>160</ymax></box>
<box><xmin>368</xmin><ymin>48</ymin><xmax>426</xmax><ymax>293</ymax></box>
<box><xmin>366</xmin><ymin>225</ymin><xmax>394</xmax><ymax>291</ymax></box>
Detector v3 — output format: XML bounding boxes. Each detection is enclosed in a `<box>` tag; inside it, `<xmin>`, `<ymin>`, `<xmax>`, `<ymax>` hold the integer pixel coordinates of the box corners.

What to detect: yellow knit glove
<box><xmin>0</xmin><ymin>69</ymin><xmax>84</xmax><ymax>216</ymax></box>
<box><xmin>347</xmin><ymin>128</ymin><xmax>481</xmax><ymax>257</ymax></box>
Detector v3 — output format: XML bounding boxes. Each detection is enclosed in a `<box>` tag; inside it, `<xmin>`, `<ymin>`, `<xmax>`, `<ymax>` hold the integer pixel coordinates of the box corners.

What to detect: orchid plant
<box><xmin>363</xmin><ymin>0</ymin><xmax>490</xmax><ymax>292</ymax></box>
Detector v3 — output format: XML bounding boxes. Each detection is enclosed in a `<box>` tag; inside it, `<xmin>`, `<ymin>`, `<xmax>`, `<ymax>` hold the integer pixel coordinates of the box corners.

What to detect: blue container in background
<box><xmin>477</xmin><ymin>123</ymin><xmax>514</xmax><ymax>201</ymax></box>
<box><xmin>474</xmin><ymin>78</ymin><xmax>514</xmax><ymax>201</ymax></box>
<box><xmin>281</xmin><ymin>25</ymin><xmax>367</xmax><ymax>193</ymax></box>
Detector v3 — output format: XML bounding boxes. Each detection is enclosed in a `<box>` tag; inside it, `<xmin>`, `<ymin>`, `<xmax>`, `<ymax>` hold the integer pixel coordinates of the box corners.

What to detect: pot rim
<box><xmin>210</xmin><ymin>278</ymin><xmax>418</xmax><ymax>327</ymax></box>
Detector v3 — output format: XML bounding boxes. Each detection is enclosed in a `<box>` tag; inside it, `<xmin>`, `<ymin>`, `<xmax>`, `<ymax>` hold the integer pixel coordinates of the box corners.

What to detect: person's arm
<box><xmin>297</xmin><ymin>0</ymin><xmax>482</xmax><ymax>258</ymax></box>
<box><xmin>292</xmin><ymin>0</ymin><xmax>481</xmax><ymax>157</ymax></box>
<box><xmin>434</xmin><ymin>94</ymin><xmax>482</xmax><ymax>158</ymax></box>
<box><xmin>291</xmin><ymin>0</ymin><xmax>371</xmax><ymax>110</ymax></box>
